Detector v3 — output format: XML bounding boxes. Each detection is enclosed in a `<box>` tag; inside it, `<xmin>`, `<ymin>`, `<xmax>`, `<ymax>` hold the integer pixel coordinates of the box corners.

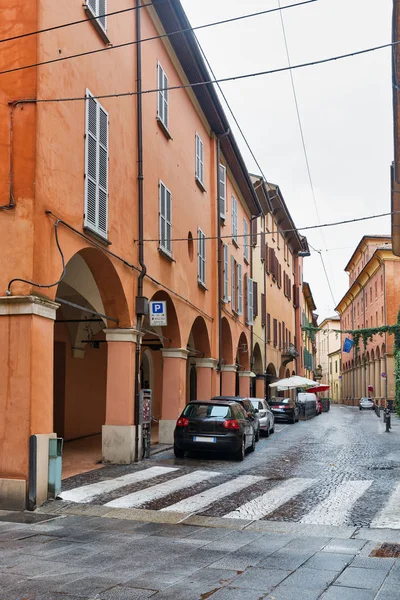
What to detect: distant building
<box><xmin>328</xmin><ymin>348</ymin><xmax>342</xmax><ymax>404</ymax></box>
<box><xmin>316</xmin><ymin>316</ymin><xmax>341</xmax><ymax>392</ymax></box>
<box><xmin>336</xmin><ymin>236</ymin><xmax>400</xmax><ymax>405</ymax></box>
<box><xmin>302</xmin><ymin>282</ymin><xmax>318</xmax><ymax>381</ymax></box>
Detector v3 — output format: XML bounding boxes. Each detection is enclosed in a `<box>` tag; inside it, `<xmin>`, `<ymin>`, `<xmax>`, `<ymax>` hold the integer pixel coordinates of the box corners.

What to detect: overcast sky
<box><xmin>181</xmin><ymin>0</ymin><xmax>393</xmax><ymax>321</ymax></box>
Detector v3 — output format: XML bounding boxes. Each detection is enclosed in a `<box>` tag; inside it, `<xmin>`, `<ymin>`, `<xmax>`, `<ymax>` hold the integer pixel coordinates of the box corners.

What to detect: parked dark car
<box><xmin>268</xmin><ymin>397</ymin><xmax>299</xmax><ymax>424</ymax></box>
<box><xmin>174</xmin><ymin>400</ymin><xmax>255</xmax><ymax>461</ymax></box>
<box><xmin>211</xmin><ymin>396</ymin><xmax>261</xmax><ymax>441</ymax></box>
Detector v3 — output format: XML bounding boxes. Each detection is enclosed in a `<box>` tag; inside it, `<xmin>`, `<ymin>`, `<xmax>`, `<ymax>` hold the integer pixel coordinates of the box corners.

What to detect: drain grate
<box><xmin>370</xmin><ymin>543</ymin><xmax>400</xmax><ymax>558</ymax></box>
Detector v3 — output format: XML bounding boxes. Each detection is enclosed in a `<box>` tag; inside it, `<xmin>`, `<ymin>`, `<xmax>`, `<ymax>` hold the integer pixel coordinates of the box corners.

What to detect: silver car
<box><xmin>359</xmin><ymin>397</ymin><xmax>374</xmax><ymax>410</ymax></box>
<box><xmin>249</xmin><ymin>398</ymin><xmax>275</xmax><ymax>437</ymax></box>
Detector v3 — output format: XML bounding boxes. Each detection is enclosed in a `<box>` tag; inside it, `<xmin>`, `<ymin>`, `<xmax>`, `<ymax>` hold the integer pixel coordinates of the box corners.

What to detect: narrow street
<box><xmin>2</xmin><ymin>406</ymin><xmax>400</xmax><ymax>599</ymax></box>
<box><xmin>57</xmin><ymin>405</ymin><xmax>400</xmax><ymax>529</ymax></box>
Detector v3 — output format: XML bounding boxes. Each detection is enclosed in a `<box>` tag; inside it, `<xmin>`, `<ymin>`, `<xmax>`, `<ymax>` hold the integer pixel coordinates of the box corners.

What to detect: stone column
<box><xmin>102</xmin><ymin>328</ymin><xmax>140</xmax><ymax>464</ymax></box>
<box><xmin>374</xmin><ymin>359</ymin><xmax>380</xmax><ymax>402</ymax></box>
<box><xmin>195</xmin><ymin>358</ymin><xmax>218</xmax><ymax>401</ymax></box>
<box><xmin>379</xmin><ymin>359</ymin><xmax>386</xmax><ymax>400</ymax></box>
<box><xmin>238</xmin><ymin>371</ymin><xmax>252</xmax><ymax>397</ymax></box>
<box><xmin>159</xmin><ymin>348</ymin><xmax>189</xmax><ymax>443</ymax></box>
<box><xmin>221</xmin><ymin>364</ymin><xmax>237</xmax><ymax>396</ymax></box>
<box><xmin>387</xmin><ymin>355</ymin><xmax>394</xmax><ymax>401</ymax></box>
<box><xmin>255</xmin><ymin>377</ymin><xmax>265</xmax><ymax>398</ymax></box>
<box><xmin>0</xmin><ymin>295</ymin><xmax>59</xmax><ymax>510</ymax></box>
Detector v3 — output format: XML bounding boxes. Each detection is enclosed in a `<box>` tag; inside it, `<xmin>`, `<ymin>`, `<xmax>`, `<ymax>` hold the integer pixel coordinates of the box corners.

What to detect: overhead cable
<box><xmin>22</xmin><ymin>40</ymin><xmax>398</xmax><ymax>105</ymax></box>
<box><xmin>135</xmin><ymin>211</ymin><xmax>397</xmax><ymax>244</ymax></box>
<box><xmin>0</xmin><ymin>1</ymin><xmax>318</xmax><ymax>77</ymax></box>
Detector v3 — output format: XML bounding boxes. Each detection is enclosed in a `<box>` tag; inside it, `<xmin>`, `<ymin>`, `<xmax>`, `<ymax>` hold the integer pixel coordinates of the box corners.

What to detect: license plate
<box><xmin>193</xmin><ymin>436</ymin><xmax>216</xmax><ymax>443</ymax></box>
<box><xmin>275</xmin><ymin>408</ymin><xmax>285</xmax><ymax>412</ymax></box>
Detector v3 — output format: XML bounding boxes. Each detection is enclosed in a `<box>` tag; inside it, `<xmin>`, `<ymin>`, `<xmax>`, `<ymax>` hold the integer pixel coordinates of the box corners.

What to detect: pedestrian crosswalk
<box><xmin>59</xmin><ymin>465</ymin><xmax>400</xmax><ymax>528</ymax></box>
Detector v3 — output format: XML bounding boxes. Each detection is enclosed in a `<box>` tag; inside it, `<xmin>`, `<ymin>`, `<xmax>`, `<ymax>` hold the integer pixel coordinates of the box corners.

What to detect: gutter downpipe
<box><xmin>134</xmin><ymin>0</ymin><xmax>146</xmax><ymax>462</ymax></box>
<box><xmin>216</xmin><ymin>130</ymin><xmax>229</xmax><ymax>395</ymax></box>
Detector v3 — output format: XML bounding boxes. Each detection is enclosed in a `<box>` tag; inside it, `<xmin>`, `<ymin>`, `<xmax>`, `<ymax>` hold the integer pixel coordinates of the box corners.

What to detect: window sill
<box><xmin>83</xmin><ymin>226</ymin><xmax>112</xmax><ymax>246</ymax></box>
<box><xmin>83</xmin><ymin>4</ymin><xmax>110</xmax><ymax>44</ymax></box>
<box><xmin>198</xmin><ymin>281</ymin><xmax>208</xmax><ymax>291</ymax></box>
<box><xmin>232</xmin><ymin>238</ymin><xmax>239</xmax><ymax>249</ymax></box>
<box><xmin>158</xmin><ymin>247</ymin><xmax>175</xmax><ymax>262</ymax></box>
<box><xmin>156</xmin><ymin>117</ymin><xmax>172</xmax><ymax>140</ymax></box>
<box><xmin>244</xmin><ymin>257</ymin><xmax>249</xmax><ymax>266</ymax></box>
<box><xmin>195</xmin><ymin>177</ymin><xmax>206</xmax><ymax>193</ymax></box>
<box><xmin>220</xmin><ymin>215</ymin><xmax>226</xmax><ymax>225</ymax></box>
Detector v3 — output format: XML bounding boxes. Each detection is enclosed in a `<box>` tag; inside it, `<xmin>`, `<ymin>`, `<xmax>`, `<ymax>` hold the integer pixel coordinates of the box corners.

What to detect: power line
<box><xmin>278</xmin><ymin>0</ymin><xmax>336</xmax><ymax>306</ymax></box>
<box><xmin>25</xmin><ymin>40</ymin><xmax>397</xmax><ymax>105</ymax></box>
<box><xmin>0</xmin><ymin>3</ymin><xmax>153</xmax><ymax>44</ymax></box>
<box><xmin>308</xmin><ymin>243</ymin><xmax>337</xmax><ymax>308</ymax></box>
<box><xmin>0</xmin><ymin>1</ymin><xmax>317</xmax><ymax>77</ymax></box>
<box><xmin>135</xmin><ymin>210</ymin><xmax>396</xmax><ymax>244</ymax></box>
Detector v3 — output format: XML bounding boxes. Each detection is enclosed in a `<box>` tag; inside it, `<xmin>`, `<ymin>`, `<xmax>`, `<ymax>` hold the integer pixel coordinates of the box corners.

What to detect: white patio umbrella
<box><xmin>269</xmin><ymin>375</ymin><xmax>318</xmax><ymax>390</ymax></box>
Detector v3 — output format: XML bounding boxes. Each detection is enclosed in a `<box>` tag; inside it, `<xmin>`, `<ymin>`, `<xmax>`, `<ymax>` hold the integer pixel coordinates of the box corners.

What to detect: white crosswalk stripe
<box><xmin>300</xmin><ymin>480</ymin><xmax>372</xmax><ymax>526</ymax></box>
<box><xmin>161</xmin><ymin>475</ymin><xmax>265</xmax><ymax>514</ymax></box>
<box><xmin>59</xmin><ymin>466</ymin><xmax>179</xmax><ymax>503</ymax></box>
<box><xmin>223</xmin><ymin>478</ymin><xmax>314</xmax><ymax>520</ymax></box>
<box><xmin>371</xmin><ymin>482</ymin><xmax>400</xmax><ymax>529</ymax></box>
<box><xmin>105</xmin><ymin>470</ymin><xmax>221</xmax><ymax>508</ymax></box>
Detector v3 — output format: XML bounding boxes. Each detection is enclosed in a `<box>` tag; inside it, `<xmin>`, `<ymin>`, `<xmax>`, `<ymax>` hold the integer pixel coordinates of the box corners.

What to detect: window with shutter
<box><xmin>231</xmin><ymin>256</ymin><xmax>236</xmax><ymax>312</ymax></box>
<box><xmin>197</xmin><ymin>227</ymin><xmax>206</xmax><ymax>286</ymax></box>
<box><xmin>159</xmin><ymin>181</ymin><xmax>172</xmax><ymax>256</ymax></box>
<box><xmin>232</xmin><ymin>195</ymin><xmax>238</xmax><ymax>244</ymax></box>
<box><xmin>247</xmin><ymin>277</ymin><xmax>254</xmax><ymax>325</ymax></box>
<box><xmin>278</xmin><ymin>322</ymin><xmax>282</xmax><ymax>348</ymax></box>
<box><xmin>273</xmin><ymin>318</ymin><xmax>277</xmax><ymax>347</ymax></box>
<box><xmin>237</xmin><ymin>263</ymin><xmax>243</xmax><ymax>315</ymax></box>
<box><xmin>253</xmin><ymin>281</ymin><xmax>258</xmax><ymax>317</ymax></box>
<box><xmin>157</xmin><ymin>62</ymin><xmax>169</xmax><ymax>131</ymax></box>
<box><xmin>260</xmin><ymin>231</ymin><xmax>266</xmax><ymax>261</ymax></box>
<box><xmin>243</xmin><ymin>219</ymin><xmax>249</xmax><ymax>263</ymax></box>
<box><xmin>84</xmin><ymin>89</ymin><xmax>108</xmax><ymax>239</ymax></box>
<box><xmin>261</xmin><ymin>294</ymin><xmax>266</xmax><ymax>327</ymax></box>
<box><xmin>85</xmin><ymin>0</ymin><xmax>107</xmax><ymax>34</ymax></box>
<box><xmin>223</xmin><ymin>243</ymin><xmax>229</xmax><ymax>301</ymax></box>
<box><xmin>219</xmin><ymin>164</ymin><xmax>226</xmax><ymax>219</ymax></box>
<box><xmin>267</xmin><ymin>312</ymin><xmax>271</xmax><ymax>340</ymax></box>
<box><xmin>195</xmin><ymin>134</ymin><xmax>204</xmax><ymax>186</ymax></box>
<box><xmin>283</xmin><ymin>271</ymin><xmax>287</xmax><ymax>296</ymax></box>
<box><xmin>251</xmin><ymin>218</ymin><xmax>257</xmax><ymax>247</ymax></box>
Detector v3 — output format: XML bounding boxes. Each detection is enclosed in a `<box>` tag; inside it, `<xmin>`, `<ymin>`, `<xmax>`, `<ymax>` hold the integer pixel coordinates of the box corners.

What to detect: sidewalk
<box><xmin>1</xmin><ymin>508</ymin><xmax>400</xmax><ymax>599</ymax></box>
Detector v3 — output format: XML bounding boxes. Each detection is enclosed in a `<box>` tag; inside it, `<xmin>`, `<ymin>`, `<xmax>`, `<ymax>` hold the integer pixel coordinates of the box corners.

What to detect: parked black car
<box><xmin>268</xmin><ymin>397</ymin><xmax>299</xmax><ymax>424</ymax></box>
<box><xmin>211</xmin><ymin>396</ymin><xmax>261</xmax><ymax>441</ymax></box>
<box><xmin>174</xmin><ymin>400</ymin><xmax>255</xmax><ymax>461</ymax></box>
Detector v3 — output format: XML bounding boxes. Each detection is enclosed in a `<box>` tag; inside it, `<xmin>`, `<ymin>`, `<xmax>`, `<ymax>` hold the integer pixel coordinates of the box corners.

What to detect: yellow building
<box><xmin>302</xmin><ymin>282</ymin><xmax>317</xmax><ymax>381</ymax></box>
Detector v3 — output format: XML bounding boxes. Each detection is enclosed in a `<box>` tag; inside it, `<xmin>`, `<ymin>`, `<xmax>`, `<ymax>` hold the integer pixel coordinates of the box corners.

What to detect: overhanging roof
<box><xmin>303</xmin><ymin>282</ymin><xmax>317</xmax><ymax>312</ymax></box>
<box><xmin>151</xmin><ymin>0</ymin><xmax>261</xmax><ymax>216</ymax></box>
<box><xmin>344</xmin><ymin>235</ymin><xmax>391</xmax><ymax>272</ymax></box>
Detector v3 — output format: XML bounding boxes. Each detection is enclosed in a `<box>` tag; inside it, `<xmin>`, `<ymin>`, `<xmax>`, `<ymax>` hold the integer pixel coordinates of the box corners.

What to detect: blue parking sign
<box><xmin>150</xmin><ymin>301</ymin><xmax>167</xmax><ymax>326</ymax></box>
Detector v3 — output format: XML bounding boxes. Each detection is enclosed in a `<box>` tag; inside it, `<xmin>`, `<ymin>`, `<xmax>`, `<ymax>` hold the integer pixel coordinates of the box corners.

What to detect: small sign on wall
<box><xmin>149</xmin><ymin>301</ymin><xmax>167</xmax><ymax>326</ymax></box>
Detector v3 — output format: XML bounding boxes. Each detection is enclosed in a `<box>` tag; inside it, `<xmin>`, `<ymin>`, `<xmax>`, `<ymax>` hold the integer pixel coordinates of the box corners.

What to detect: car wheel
<box><xmin>248</xmin><ymin>434</ymin><xmax>256</xmax><ymax>453</ymax></box>
<box><xmin>359</xmin><ymin>407</ymin><xmax>362</xmax><ymax>411</ymax></box>
<box><xmin>265</xmin><ymin>426</ymin><xmax>270</xmax><ymax>438</ymax></box>
<box><xmin>255</xmin><ymin>427</ymin><xmax>260</xmax><ymax>442</ymax></box>
<box><xmin>235</xmin><ymin>437</ymin><xmax>246</xmax><ymax>461</ymax></box>
<box><xmin>173</xmin><ymin>445</ymin><xmax>185</xmax><ymax>459</ymax></box>
<box><xmin>270</xmin><ymin>425</ymin><xmax>275</xmax><ymax>434</ymax></box>
<box><xmin>291</xmin><ymin>414</ymin><xmax>296</xmax><ymax>424</ymax></box>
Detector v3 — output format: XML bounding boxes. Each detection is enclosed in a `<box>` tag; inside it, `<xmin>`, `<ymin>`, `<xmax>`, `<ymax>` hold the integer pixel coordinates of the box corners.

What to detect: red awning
<box><xmin>306</xmin><ymin>384</ymin><xmax>330</xmax><ymax>393</ymax></box>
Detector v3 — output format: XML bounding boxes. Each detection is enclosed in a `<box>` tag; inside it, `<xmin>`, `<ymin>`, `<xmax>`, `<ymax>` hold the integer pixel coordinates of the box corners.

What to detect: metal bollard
<box><xmin>385</xmin><ymin>408</ymin><xmax>391</xmax><ymax>432</ymax></box>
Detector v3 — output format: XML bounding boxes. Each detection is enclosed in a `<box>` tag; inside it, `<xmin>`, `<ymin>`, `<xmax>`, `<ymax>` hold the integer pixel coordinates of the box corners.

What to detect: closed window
<box><xmin>219</xmin><ymin>164</ymin><xmax>226</xmax><ymax>219</ymax></box>
<box><xmin>223</xmin><ymin>243</ymin><xmax>229</xmax><ymax>301</ymax></box>
<box><xmin>232</xmin><ymin>195</ymin><xmax>238</xmax><ymax>244</ymax></box>
<box><xmin>197</xmin><ymin>227</ymin><xmax>206</xmax><ymax>286</ymax></box>
<box><xmin>247</xmin><ymin>277</ymin><xmax>254</xmax><ymax>325</ymax></box>
<box><xmin>84</xmin><ymin>89</ymin><xmax>108</xmax><ymax>239</ymax></box>
<box><xmin>159</xmin><ymin>181</ymin><xmax>172</xmax><ymax>255</ymax></box>
<box><xmin>157</xmin><ymin>62</ymin><xmax>169</xmax><ymax>130</ymax></box>
<box><xmin>85</xmin><ymin>0</ymin><xmax>107</xmax><ymax>33</ymax></box>
<box><xmin>243</xmin><ymin>219</ymin><xmax>249</xmax><ymax>263</ymax></box>
<box><xmin>237</xmin><ymin>263</ymin><xmax>243</xmax><ymax>315</ymax></box>
<box><xmin>195</xmin><ymin>134</ymin><xmax>204</xmax><ymax>186</ymax></box>
<box><xmin>231</xmin><ymin>256</ymin><xmax>236</xmax><ymax>312</ymax></box>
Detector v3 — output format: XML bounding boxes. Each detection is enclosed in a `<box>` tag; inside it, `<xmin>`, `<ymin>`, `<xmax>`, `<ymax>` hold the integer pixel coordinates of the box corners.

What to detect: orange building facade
<box><xmin>0</xmin><ymin>0</ymin><xmax>314</xmax><ymax>510</ymax></box>
<box><xmin>336</xmin><ymin>236</ymin><xmax>400</xmax><ymax>405</ymax></box>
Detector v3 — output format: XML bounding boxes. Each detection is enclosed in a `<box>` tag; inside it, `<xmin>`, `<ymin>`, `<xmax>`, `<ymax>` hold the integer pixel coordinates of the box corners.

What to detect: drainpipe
<box><xmin>383</xmin><ymin>261</ymin><xmax>388</xmax><ymax>401</ymax></box>
<box><xmin>249</xmin><ymin>215</ymin><xmax>257</xmax><ymax>395</ymax></box>
<box><xmin>263</xmin><ymin>222</ymin><xmax>267</xmax><ymax>398</ymax></box>
<box><xmin>134</xmin><ymin>0</ymin><xmax>146</xmax><ymax>462</ymax></box>
<box><xmin>216</xmin><ymin>131</ymin><xmax>229</xmax><ymax>395</ymax></box>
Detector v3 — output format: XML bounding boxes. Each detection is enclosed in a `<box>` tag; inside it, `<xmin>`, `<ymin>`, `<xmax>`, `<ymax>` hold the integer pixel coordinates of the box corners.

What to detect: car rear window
<box><xmin>250</xmin><ymin>400</ymin><xmax>264</xmax><ymax>410</ymax></box>
<box><xmin>183</xmin><ymin>404</ymin><xmax>232</xmax><ymax>418</ymax></box>
<box><xmin>269</xmin><ymin>398</ymin><xmax>290</xmax><ymax>405</ymax></box>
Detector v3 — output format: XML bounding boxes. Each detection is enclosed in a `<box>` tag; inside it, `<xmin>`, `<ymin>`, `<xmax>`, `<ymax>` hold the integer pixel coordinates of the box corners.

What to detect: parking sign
<box><xmin>149</xmin><ymin>301</ymin><xmax>167</xmax><ymax>326</ymax></box>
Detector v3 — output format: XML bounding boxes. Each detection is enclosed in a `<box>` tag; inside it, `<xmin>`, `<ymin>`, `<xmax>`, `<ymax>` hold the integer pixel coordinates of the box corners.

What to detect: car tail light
<box><xmin>223</xmin><ymin>419</ymin><xmax>240</xmax><ymax>430</ymax></box>
<box><xmin>176</xmin><ymin>417</ymin><xmax>189</xmax><ymax>427</ymax></box>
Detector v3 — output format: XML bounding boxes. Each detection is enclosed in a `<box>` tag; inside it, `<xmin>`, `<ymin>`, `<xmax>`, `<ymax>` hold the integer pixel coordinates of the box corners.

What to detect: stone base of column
<box><xmin>0</xmin><ymin>479</ymin><xmax>26</xmax><ymax>510</ymax></box>
<box><xmin>102</xmin><ymin>425</ymin><xmax>142</xmax><ymax>464</ymax></box>
<box><xmin>159</xmin><ymin>420</ymin><xmax>176</xmax><ymax>444</ymax></box>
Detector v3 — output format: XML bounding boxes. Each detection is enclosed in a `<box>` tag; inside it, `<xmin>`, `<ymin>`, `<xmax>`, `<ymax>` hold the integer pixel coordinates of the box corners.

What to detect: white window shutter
<box><xmin>87</xmin><ymin>0</ymin><xmax>97</xmax><ymax>13</ymax></box>
<box><xmin>231</xmin><ymin>256</ymin><xmax>236</xmax><ymax>312</ymax></box>
<box><xmin>219</xmin><ymin>165</ymin><xmax>226</xmax><ymax>219</ymax></box>
<box><xmin>244</xmin><ymin>219</ymin><xmax>249</xmax><ymax>261</ymax></box>
<box><xmin>84</xmin><ymin>89</ymin><xmax>108</xmax><ymax>239</ymax></box>
<box><xmin>248</xmin><ymin>278</ymin><xmax>254</xmax><ymax>325</ymax></box>
<box><xmin>98</xmin><ymin>0</ymin><xmax>107</xmax><ymax>31</ymax></box>
<box><xmin>223</xmin><ymin>243</ymin><xmax>228</xmax><ymax>300</ymax></box>
<box><xmin>237</xmin><ymin>263</ymin><xmax>242</xmax><ymax>314</ymax></box>
<box><xmin>198</xmin><ymin>228</ymin><xmax>206</xmax><ymax>285</ymax></box>
<box><xmin>159</xmin><ymin>181</ymin><xmax>172</xmax><ymax>255</ymax></box>
<box><xmin>157</xmin><ymin>63</ymin><xmax>169</xmax><ymax>129</ymax></box>
<box><xmin>232</xmin><ymin>196</ymin><xmax>238</xmax><ymax>242</ymax></box>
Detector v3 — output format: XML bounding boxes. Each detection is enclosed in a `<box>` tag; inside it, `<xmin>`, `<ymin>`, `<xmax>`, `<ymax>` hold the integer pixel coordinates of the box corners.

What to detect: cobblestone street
<box><xmin>2</xmin><ymin>406</ymin><xmax>400</xmax><ymax>599</ymax></box>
